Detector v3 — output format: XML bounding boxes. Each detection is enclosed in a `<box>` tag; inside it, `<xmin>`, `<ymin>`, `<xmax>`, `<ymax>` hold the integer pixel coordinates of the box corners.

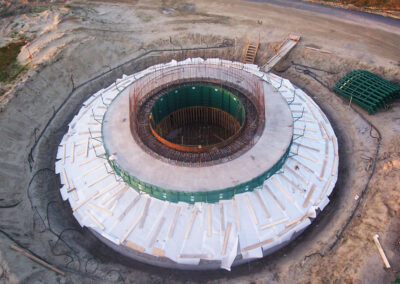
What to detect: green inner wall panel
<box><xmin>150</xmin><ymin>84</ymin><xmax>246</xmax><ymax>128</ymax></box>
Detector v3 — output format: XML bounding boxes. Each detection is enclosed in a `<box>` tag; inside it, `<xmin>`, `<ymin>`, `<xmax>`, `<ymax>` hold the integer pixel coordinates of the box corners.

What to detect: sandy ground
<box><xmin>0</xmin><ymin>0</ymin><xmax>399</xmax><ymax>283</ymax></box>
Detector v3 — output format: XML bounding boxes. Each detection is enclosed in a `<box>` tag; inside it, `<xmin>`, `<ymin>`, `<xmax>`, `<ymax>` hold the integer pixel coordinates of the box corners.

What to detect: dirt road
<box><xmin>247</xmin><ymin>0</ymin><xmax>400</xmax><ymax>33</ymax></box>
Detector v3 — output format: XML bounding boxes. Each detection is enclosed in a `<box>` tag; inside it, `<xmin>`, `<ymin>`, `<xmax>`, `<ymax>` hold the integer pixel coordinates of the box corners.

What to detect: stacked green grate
<box><xmin>333</xmin><ymin>70</ymin><xmax>400</xmax><ymax>114</ymax></box>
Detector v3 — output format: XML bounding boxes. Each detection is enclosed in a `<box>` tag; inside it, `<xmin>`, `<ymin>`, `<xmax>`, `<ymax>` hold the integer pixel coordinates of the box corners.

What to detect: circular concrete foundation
<box><xmin>56</xmin><ymin>58</ymin><xmax>338</xmax><ymax>270</ymax></box>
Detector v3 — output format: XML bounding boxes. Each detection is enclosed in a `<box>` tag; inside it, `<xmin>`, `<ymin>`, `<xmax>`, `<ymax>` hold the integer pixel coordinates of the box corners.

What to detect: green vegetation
<box><xmin>0</xmin><ymin>41</ymin><xmax>27</xmax><ymax>84</ymax></box>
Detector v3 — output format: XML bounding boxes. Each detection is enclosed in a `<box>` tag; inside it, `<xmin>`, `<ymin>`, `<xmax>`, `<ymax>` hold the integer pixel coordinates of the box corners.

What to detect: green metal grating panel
<box><xmin>333</xmin><ymin>70</ymin><xmax>400</xmax><ymax>114</ymax></box>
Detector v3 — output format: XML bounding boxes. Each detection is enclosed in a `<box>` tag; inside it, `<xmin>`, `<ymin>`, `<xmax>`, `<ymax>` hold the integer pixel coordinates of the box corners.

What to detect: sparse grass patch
<box><xmin>0</xmin><ymin>41</ymin><xmax>27</xmax><ymax>83</ymax></box>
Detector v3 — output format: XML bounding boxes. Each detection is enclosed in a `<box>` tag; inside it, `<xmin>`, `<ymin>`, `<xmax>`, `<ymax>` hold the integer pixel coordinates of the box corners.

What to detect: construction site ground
<box><xmin>0</xmin><ymin>0</ymin><xmax>399</xmax><ymax>283</ymax></box>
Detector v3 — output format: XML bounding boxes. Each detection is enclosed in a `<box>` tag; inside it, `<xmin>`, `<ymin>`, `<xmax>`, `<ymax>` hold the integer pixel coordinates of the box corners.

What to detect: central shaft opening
<box><xmin>149</xmin><ymin>84</ymin><xmax>245</xmax><ymax>152</ymax></box>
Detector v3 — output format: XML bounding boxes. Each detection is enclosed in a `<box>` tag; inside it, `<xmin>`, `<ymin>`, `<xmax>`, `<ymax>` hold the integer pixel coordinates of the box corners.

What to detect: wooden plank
<box><xmin>244</xmin><ymin>195</ymin><xmax>258</xmax><ymax>225</ymax></box>
<box><xmin>71</xmin><ymin>143</ymin><xmax>75</xmax><ymax>163</ymax></box>
<box><xmin>219</xmin><ymin>203</ymin><xmax>225</xmax><ymax>232</ymax></box>
<box><xmin>280</xmin><ymin>174</ymin><xmax>304</xmax><ymax>193</ymax></box>
<box><xmin>179</xmin><ymin>254</ymin><xmax>211</xmax><ymax>259</ymax></box>
<box><xmin>88</xmin><ymin>203</ymin><xmax>113</xmax><ymax>216</ymax></box>
<box><xmin>290</xmin><ymin>150</ymin><xmax>318</xmax><ymax>163</ymax></box>
<box><xmin>62</xmin><ymin>144</ymin><xmax>65</xmax><ymax>165</ymax></box>
<box><xmin>271</xmin><ymin>178</ymin><xmax>294</xmax><ymax>203</ymax></box>
<box><xmin>294</xmin><ymin>127</ymin><xmax>318</xmax><ymax>133</ymax></box>
<box><xmin>152</xmin><ymin>248</ymin><xmax>165</xmax><ymax>257</ymax></box>
<box><xmin>73</xmin><ymin>191</ymin><xmax>99</xmax><ymax>211</ymax></box>
<box><xmin>120</xmin><ymin>214</ymin><xmax>142</xmax><ymax>243</ymax></box>
<box><xmin>149</xmin><ymin>217</ymin><xmax>165</xmax><ymax>247</ymax></box>
<box><xmin>207</xmin><ymin>204</ymin><xmax>212</xmax><ymax>237</ymax></box>
<box><xmin>264</xmin><ymin>185</ymin><xmax>285</xmax><ymax>211</ymax></box>
<box><xmin>285</xmin><ymin>211</ymin><xmax>313</xmax><ymax>228</ymax></box>
<box><xmin>306</xmin><ymin>102</ymin><xmax>318</xmax><ymax>120</ymax></box>
<box><xmin>69</xmin><ymin>179</ymin><xmax>78</xmax><ymax>201</ymax></box>
<box><xmin>84</xmin><ymin>137</ymin><xmax>90</xmax><ymax>157</ymax></box>
<box><xmin>277</xmin><ymin>225</ymin><xmax>294</xmax><ymax>237</ymax></box>
<box><xmin>107</xmin><ymin>187</ymin><xmax>127</xmax><ymax>210</ymax></box>
<box><xmin>297</xmin><ymin>94</ymin><xmax>306</xmax><ymax>102</ymax></box>
<box><xmin>78</xmin><ymin>144</ymin><xmax>103</xmax><ymax>156</ymax></box>
<box><xmin>75</xmin><ymin>139</ymin><xmax>89</xmax><ymax>146</ymax></box>
<box><xmin>84</xmin><ymin>210</ymin><xmax>105</xmax><ymax>230</ymax></box>
<box><xmin>125</xmin><ymin>241</ymin><xmax>145</xmax><ymax>252</ymax></box>
<box><xmin>61</xmin><ymin>168</ymin><xmax>70</xmax><ymax>190</ymax></box>
<box><xmin>332</xmin><ymin>137</ymin><xmax>338</xmax><ymax>176</ymax></box>
<box><xmin>292</xmin><ymin>110</ymin><xmax>308</xmax><ymax>114</ymax></box>
<box><xmin>184</xmin><ymin>207</ymin><xmax>198</xmax><ymax>240</ymax></box>
<box><xmin>139</xmin><ymin>198</ymin><xmax>151</xmax><ymax>229</ymax></box>
<box><xmin>303</xmin><ymin>184</ymin><xmax>316</xmax><ymax>208</ymax></box>
<box><xmin>118</xmin><ymin>195</ymin><xmax>141</xmax><ymax>221</ymax></box>
<box><xmin>82</xmin><ymin>162</ymin><xmax>106</xmax><ymax>177</ymax></box>
<box><xmin>88</xmin><ymin>173</ymin><xmax>110</xmax><ymax>188</ymax></box>
<box><xmin>78</xmin><ymin>130</ymin><xmax>101</xmax><ymax>135</ymax></box>
<box><xmin>373</xmin><ymin>234</ymin><xmax>391</xmax><ymax>269</ymax></box>
<box><xmin>319</xmin><ymin>160</ymin><xmax>327</xmax><ymax>180</ymax></box>
<box><xmin>305</xmin><ymin>46</ymin><xmax>332</xmax><ymax>54</ymax></box>
<box><xmin>10</xmin><ymin>245</ymin><xmax>65</xmax><ymax>275</ymax></box>
<box><xmin>283</xmin><ymin>164</ymin><xmax>309</xmax><ymax>185</ymax></box>
<box><xmin>293</xmin><ymin>142</ymin><xmax>320</xmax><ymax>152</ymax></box>
<box><xmin>232</xmin><ymin>199</ymin><xmax>240</xmax><ymax>232</ymax></box>
<box><xmin>79</xmin><ymin>156</ymin><xmax>100</xmax><ymax>166</ymax></box>
<box><xmin>321</xmin><ymin>121</ymin><xmax>331</xmax><ymax>139</ymax></box>
<box><xmin>66</xmin><ymin>178</ymin><xmax>76</xmax><ymax>193</ymax></box>
<box><xmin>221</xmin><ymin>222</ymin><xmax>231</xmax><ymax>255</ymax></box>
<box><xmin>289</xmin><ymin>157</ymin><xmax>315</xmax><ymax>174</ymax></box>
<box><xmin>325</xmin><ymin>138</ymin><xmax>329</xmax><ymax>158</ymax></box>
<box><xmin>297</xmin><ymin>118</ymin><xmax>314</xmax><ymax>123</ymax></box>
<box><xmin>168</xmin><ymin>206</ymin><xmax>181</xmax><ymax>238</ymax></box>
<box><xmin>260</xmin><ymin>217</ymin><xmax>289</xmax><ymax>230</ymax></box>
<box><xmin>315</xmin><ymin>177</ymin><xmax>332</xmax><ymax>206</ymax></box>
<box><xmin>253</xmin><ymin>190</ymin><xmax>270</xmax><ymax>218</ymax></box>
<box><xmin>242</xmin><ymin>238</ymin><xmax>273</xmax><ymax>252</ymax></box>
<box><xmin>318</xmin><ymin>122</ymin><xmax>326</xmax><ymax>138</ymax></box>
<box><xmin>95</xmin><ymin>182</ymin><xmax>121</xmax><ymax>199</ymax></box>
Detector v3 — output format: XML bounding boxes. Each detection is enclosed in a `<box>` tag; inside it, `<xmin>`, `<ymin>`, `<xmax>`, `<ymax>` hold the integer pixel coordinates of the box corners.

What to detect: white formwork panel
<box><xmin>55</xmin><ymin>59</ymin><xmax>338</xmax><ymax>270</ymax></box>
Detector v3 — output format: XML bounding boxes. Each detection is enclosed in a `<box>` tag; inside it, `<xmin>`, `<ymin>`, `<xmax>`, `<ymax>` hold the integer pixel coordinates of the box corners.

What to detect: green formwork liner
<box><xmin>333</xmin><ymin>70</ymin><xmax>400</xmax><ymax>114</ymax></box>
<box><xmin>151</xmin><ymin>84</ymin><xmax>245</xmax><ymax>128</ymax></box>
<box><xmin>105</xmin><ymin>138</ymin><xmax>292</xmax><ymax>204</ymax></box>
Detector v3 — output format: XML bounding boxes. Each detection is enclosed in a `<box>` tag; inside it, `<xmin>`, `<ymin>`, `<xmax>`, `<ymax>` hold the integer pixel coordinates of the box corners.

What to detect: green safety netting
<box><xmin>105</xmin><ymin>139</ymin><xmax>292</xmax><ymax>204</ymax></box>
<box><xmin>333</xmin><ymin>70</ymin><xmax>400</xmax><ymax>114</ymax></box>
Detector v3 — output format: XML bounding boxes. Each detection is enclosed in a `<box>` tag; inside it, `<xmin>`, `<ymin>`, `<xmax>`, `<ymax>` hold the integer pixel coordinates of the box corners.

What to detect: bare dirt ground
<box><xmin>0</xmin><ymin>0</ymin><xmax>399</xmax><ymax>283</ymax></box>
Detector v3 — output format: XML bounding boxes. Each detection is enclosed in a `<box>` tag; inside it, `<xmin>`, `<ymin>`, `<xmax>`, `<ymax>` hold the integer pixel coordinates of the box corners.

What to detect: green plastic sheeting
<box><xmin>333</xmin><ymin>70</ymin><xmax>400</xmax><ymax>114</ymax></box>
